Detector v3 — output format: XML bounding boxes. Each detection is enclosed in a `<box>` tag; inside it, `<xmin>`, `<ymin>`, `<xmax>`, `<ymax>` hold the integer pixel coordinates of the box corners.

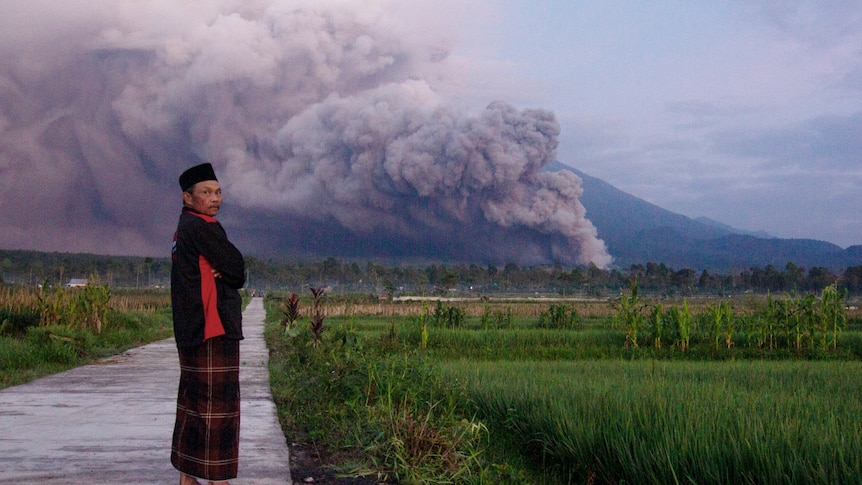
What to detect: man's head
<box><xmin>179</xmin><ymin>163</ymin><xmax>222</xmax><ymax>217</ymax></box>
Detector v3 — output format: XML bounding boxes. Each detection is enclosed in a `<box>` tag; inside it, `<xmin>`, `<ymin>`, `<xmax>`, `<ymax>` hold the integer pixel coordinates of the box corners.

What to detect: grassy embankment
<box><xmin>265</xmin><ymin>289</ymin><xmax>862</xmax><ymax>484</ymax></box>
<box><xmin>0</xmin><ymin>286</ymin><xmax>173</xmax><ymax>390</ymax></box>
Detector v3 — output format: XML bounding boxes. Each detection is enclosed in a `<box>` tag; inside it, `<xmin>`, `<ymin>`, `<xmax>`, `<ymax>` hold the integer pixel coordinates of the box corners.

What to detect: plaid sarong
<box><xmin>171</xmin><ymin>337</ymin><xmax>240</xmax><ymax>481</ymax></box>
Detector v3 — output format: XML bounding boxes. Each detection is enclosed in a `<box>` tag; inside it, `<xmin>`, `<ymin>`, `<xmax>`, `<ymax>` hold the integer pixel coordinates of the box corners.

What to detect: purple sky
<box><xmin>0</xmin><ymin>1</ymin><xmax>858</xmax><ymax>267</ymax></box>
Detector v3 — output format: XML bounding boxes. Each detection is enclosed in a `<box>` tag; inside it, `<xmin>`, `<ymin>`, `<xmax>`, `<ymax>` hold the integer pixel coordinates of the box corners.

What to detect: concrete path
<box><xmin>0</xmin><ymin>298</ymin><xmax>292</xmax><ymax>484</ymax></box>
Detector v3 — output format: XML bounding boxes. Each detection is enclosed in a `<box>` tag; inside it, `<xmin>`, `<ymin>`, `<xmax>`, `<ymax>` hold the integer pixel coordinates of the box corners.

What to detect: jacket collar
<box><xmin>182</xmin><ymin>206</ymin><xmax>217</xmax><ymax>223</ymax></box>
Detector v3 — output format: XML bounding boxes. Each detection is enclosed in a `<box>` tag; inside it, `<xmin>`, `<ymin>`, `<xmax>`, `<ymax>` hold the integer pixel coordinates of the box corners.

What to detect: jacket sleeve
<box><xmin>190</xmin><ymin>221</ymin><xmax>246</xmax><ymax>289</ymax></box>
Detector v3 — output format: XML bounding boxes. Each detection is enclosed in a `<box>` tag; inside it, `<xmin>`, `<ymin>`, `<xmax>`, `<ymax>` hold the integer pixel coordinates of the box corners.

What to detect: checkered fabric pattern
<box><xmin>171</xmin><ymin>337</ymin><xmax>240</xmax><ymax>481</ymax></box>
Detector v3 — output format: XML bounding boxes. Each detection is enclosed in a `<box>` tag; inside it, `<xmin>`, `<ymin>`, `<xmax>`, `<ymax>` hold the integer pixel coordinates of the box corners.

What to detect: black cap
<box><xmin>179</xmin><ymin>163</ymin><xmax>218</xmax><ymax>191</ymax></box>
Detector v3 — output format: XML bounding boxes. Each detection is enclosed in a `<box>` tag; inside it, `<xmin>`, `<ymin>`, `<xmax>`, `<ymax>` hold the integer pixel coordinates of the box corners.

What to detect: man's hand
<box><xmin>212</xmin><ymin>269</ymin><xmax>222</xmax><ymax>278</ymax></box>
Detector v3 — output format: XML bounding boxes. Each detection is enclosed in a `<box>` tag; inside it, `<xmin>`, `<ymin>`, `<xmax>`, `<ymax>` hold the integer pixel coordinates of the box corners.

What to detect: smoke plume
<box><xmin>0</xmin><ymin>0</ymin><xmax>611</xmax><ymax>267</ymax></box>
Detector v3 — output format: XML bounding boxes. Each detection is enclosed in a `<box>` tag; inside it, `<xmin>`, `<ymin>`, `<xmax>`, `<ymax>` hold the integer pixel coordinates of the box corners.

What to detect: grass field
<box><xmin>0</xmin><ymin>286</ymin><xmax>173</xmax><ymax>389</ymax></box>
<box><xmin>6</xmin><ymin>284</ymin><xmax>858</xmax><ymax>483</ymax></box>
<box><xmin>441</xmin><ymin>359</ymin><xmax>862</xmax><ymax>484</ymax></box>
<box><xmin>265</xmin><ymin>291</ymin><xmax>862</xmax><ymax>484</ymax></box>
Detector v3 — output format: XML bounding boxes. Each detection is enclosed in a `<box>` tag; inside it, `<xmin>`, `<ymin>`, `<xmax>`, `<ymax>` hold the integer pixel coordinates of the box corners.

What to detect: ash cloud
<box><xmin>0</xmin><ymin>0</ymin><xmax>611</xmax><ymax>267</ymax></box>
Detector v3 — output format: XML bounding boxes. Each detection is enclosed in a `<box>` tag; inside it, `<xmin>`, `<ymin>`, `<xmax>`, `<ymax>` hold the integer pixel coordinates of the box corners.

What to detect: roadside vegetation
<box><xmin>5</xmin><ymin>251</ymin><xmax>862</xmax><ymax>482</ymax></box>
<box><xmin>265</xmin><ymin>286</ymin><xmax>862</xmax><ymax>484</ymax></box>
<box><xmin>0</xmin><ymin>283</ymin><xmax>173</xmax><ymax>389</ymax></box>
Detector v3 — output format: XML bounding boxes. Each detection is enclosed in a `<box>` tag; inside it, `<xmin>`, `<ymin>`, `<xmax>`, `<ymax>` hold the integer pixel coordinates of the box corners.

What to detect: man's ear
<box><xmin>182</xmin><ymin>191</ymin><xmax>193</xmax><ymax>207</ymax></box>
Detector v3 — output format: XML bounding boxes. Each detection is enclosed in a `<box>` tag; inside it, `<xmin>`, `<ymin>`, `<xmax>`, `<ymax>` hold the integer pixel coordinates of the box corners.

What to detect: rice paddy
<box><xmin>267</xmin><ymin>289</ymin><xmax>862</xmax><ymax>483</ymax></box>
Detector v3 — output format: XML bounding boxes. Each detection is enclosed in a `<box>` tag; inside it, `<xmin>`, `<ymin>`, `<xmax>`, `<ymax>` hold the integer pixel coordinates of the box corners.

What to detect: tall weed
<box><xmin>264</xmin><ymin>297</ymin><xmax>494</xmax><ymax>483</ymax></box>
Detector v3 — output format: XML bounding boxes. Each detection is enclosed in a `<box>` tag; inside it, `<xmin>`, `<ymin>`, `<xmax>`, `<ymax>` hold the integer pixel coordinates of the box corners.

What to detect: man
<box><xmin>171</xmin><ymin>162</ymin><xmax>245</xmax><ymax>485</ymax></box>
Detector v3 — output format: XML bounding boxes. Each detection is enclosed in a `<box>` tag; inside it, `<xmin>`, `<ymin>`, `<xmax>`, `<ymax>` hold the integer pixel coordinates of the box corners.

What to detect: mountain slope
<box><xmin>548</xmin><ymin>162</ymin><xmax>862</xmax><ymax>271</ymax></box>
<box><xmin>693</xmin><ymin>216</ymin><xmax>773</xmax><ymax>238</ymax></box>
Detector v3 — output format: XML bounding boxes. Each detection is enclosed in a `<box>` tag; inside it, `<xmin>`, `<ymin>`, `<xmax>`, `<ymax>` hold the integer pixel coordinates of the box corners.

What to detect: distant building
<box><xmin>66</xmin><ymin>278</ymin><xmax>88</xmax><ymax>288</ymax></box>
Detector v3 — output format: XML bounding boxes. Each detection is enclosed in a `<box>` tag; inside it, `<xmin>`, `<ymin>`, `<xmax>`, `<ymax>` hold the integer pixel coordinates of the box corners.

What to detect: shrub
<box><xmin>538</xmin><ymin>303</ymin><xmax>579</xmax><ymax>329</ymax></box>
<box><xmin>0</xmin><ymin>307</ymin><xmax>41</xmax><ymax>337</ymax></box>
<box><xmin>432</xmin><ymin>301</ymin><xmax>465</xmax><ymax>328</ymax></box>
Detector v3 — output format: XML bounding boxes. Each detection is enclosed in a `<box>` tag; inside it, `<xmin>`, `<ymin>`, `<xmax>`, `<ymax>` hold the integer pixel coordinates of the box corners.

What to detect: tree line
<box><xmin>1</xmin><ymin>250</ymin><xmax>861</xmax><ymax>296</ymax></box>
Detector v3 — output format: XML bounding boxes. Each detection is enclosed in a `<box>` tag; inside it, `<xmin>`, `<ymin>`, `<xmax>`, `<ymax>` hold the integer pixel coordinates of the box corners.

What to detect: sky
<box><xmin>0</xmin><ymin>0</ymin><xmax>859</xmax><ymax>268</ymax></box>
<box><xmin>449</xmin><ymin>0</ymin><xmax>862</xmax><ymax>248</ymax></box>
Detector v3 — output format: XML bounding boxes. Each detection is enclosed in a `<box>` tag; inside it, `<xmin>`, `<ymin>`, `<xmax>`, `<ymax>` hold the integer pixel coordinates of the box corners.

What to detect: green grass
<box><xmin>441</xmin><ymin>359</ymin><xmax>862</xmax><ymax>484</ymax></box>
<box><xmin>0</xmin><ymin>308</ymin><xmax>172</xmax><ymax>390</ymax></box>
<box><xmin>265</xmin><ymin>296</ymin><xmax>862</xmax><ymax>484</ymax></box>
<box><xmin>265</xmin><ymin>299</ymin><xmax>546</xmax><ymax>483</ymax></box>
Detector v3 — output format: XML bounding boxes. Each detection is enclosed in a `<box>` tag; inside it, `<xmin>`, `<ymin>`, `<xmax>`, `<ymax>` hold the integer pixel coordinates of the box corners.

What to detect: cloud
<box><xmin>0</xmin><ymin>0</ymin><xmax>611</xmax><ymax>267</ymax></box>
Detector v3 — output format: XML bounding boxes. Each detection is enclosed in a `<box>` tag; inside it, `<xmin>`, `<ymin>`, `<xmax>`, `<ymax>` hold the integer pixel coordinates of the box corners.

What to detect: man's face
<box><xmin>183</xmin><ymin>180</ymin><xmax>222</xmax><ymax>217</ymax></box>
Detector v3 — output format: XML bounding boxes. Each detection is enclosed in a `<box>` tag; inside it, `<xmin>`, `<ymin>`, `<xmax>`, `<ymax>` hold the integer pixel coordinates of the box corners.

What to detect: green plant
<box><xmin>647</xmin><ymin>302</ymin><xmax>664</xmax><ymax>349</ymax></box>
<box><xmin>414</xmin><ymin>302</ymin><xmax>430</xmax><ymax>350</ymax></box>
<box><xmin>794</xmin><ymin>294</ymin><xmax>816</xmax><ymax>351</ymax></box>
<box><xmin>820</xmin><ymin>284</ymin><xmax>847</xmax><ymax>351</ymax></box>
<box><xmin>432</xmin><ymin>301</ymin><xmax>465</xmax><ymax>329</ymax></box>
<box><xmin>669</xmin><ymin>300</ymin><xmax>692</xmax><ymax>352</ymax></box>
<box><xmin>78</xmin><ymin>282</ymin><xmax>111</xmax><ymax>333</ymax></box>
<box><xmin>480</xmin><ymin>300</ymin><xmax>491</xmax><ymax>330</ymax></box>
<box><xmin>35</xmin><ymin>279</ymin><xmax>111</xmax><ymax>333</ymax></box>
<box><xmin>615</xmin><ymin>279</ymin><xmax>645</xmax><ymax>348</ymax></box>
<box><xmin>494</xmin><ymin>305</ymin><xmax>513</xmax><ymax>329</ymax></box>
<box><xmin>0</xmin><ymin>307</ymin><xmax>40</xmax><ymax>338</ymax></box>
<box><xmin>538</xmin><ymin>304</ymin><xmax>579</xmax><ymax>330</ymax></box>
<box><xmin>705</xmin><ymin>300</ymin><xmax>733</xmax><ymax>350</ymax></box>
<box><xmin>762</xmin><ymin>294</ymin><xmax>780</xmax><ymax>350</ymax></box>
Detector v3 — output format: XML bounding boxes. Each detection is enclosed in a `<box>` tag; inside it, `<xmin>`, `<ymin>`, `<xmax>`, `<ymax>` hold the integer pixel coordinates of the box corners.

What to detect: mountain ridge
<box><xmin>547</xmin><ymin>162</ymin><xmax>861</xmax><ymax>272</ymax></box>
<box><xmin>692</xmin><ymin>216</ymin><xmax>773</xmax><ymax>239</ymax></box>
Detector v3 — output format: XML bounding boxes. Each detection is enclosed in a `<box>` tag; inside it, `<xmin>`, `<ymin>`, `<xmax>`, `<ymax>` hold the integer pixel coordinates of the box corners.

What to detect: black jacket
<box><xmin>171</xmin><ymin>207</ymin><xmax>245</xmax><ymax>347</ymax></box>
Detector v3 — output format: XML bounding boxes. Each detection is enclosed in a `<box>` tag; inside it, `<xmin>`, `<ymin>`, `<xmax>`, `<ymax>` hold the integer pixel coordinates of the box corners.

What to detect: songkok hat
<box><xmin>179</xmin><ymin>163</ymin><xmax>218</xmax><ymax>191</ymax></box>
